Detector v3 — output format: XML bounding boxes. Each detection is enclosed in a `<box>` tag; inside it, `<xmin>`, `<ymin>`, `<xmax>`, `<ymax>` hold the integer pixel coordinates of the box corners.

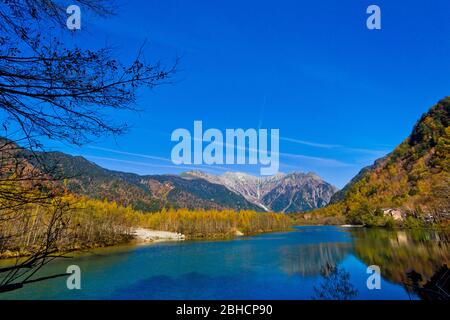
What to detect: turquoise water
<box><xmin>1</xmin><ymin>226</ymin><xmax>448</xmax><ymax>300</ymax></box>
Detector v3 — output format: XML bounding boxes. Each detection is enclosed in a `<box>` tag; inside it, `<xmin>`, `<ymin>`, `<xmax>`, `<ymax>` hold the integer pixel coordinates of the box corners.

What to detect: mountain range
<box><xmin>52</xmin><ymin>96</ymin><xmax>449</xmax><ymax>219</ymax></box>
<box><xmin>13</xmin><ymin>150</ymin><xmax>336</xmax><ymax>213</ymax></box>
<box><xmin>183</xmin><ymin>171</ymin><xmax>337</xmax><ymax>212</ymax></box>
<box><xmin>2</xmin><ymin>97</ymin><xmax>448</xmax><ymax>220</ymax></box>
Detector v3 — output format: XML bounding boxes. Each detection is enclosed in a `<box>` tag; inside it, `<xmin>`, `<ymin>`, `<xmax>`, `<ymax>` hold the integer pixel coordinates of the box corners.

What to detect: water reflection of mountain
<box><xmin>280</xmin><ymin>242</ymin><xmax>352</xmax><ymax>276</ymax></box>
<box><xmin>350</xmin><ymin>228</ymin><xmax>450</xmax><ymax>289</ymax></box>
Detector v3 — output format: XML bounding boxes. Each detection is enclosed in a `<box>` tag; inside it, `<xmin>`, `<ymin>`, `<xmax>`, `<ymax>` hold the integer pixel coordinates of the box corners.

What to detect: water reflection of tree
<box><xmin>350</xmin><ymin>228</ymin><xmax>450</xmax><ymax>296</ymax></box>
<box><xmin>312</xmin><ymin>264</ymin><xmax>358</xmax><ymax>300</ymax></box>
<box><xmin>405</xmin><ymin>265</ymin><xmax>450</xmax><ymax>300</ymax></box>
<box><xmin>280</xmin><ymin>242</ymin><xmax>352</xmax><ymax>276</ymax></box>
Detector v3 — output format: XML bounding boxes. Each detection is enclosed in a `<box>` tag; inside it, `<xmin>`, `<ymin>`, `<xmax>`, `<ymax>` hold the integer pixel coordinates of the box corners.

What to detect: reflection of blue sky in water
<box><xmin>1</xmin><ymin>226</ymin><xmax>427</xmax><ymax>300</ymax></box>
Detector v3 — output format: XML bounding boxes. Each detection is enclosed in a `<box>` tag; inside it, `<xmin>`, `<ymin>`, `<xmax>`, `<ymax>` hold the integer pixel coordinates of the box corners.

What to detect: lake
<box><xmin>1</xmin><ymin>226</ymin><xmax>449</xmax><ymax>300</ymax></box>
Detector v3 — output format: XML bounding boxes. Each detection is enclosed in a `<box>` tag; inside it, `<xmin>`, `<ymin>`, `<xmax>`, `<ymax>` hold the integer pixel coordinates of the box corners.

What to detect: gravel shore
<box><xmin>132</xmin><ymin>228</ymin><xmax>186</xmax><ymax>242</ymax></box>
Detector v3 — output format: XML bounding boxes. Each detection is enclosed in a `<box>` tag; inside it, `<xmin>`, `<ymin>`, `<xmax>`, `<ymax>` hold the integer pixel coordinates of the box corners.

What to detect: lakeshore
<box><xmin>1</xmin><ymin>226</ymin><xmax>448</xmax><ymax>300</ymax></box>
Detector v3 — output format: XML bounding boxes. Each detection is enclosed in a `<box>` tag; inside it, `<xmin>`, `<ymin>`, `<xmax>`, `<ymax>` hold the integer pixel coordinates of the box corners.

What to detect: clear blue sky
<box><xmin>47</xmin><ymin>0</ymin><xmax>450</xmax><ymax>188</ymax></box>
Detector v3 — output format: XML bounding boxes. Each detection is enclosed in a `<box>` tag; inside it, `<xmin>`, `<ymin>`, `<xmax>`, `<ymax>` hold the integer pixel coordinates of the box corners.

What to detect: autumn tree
<box><xmin>0</xmin><ymin>0</ymin><xmax>175</xmax><ymax>292</ymax></box>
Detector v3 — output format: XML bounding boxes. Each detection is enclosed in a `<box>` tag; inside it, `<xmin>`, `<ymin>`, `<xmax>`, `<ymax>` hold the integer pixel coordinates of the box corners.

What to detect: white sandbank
<box><xmin>132</xmin><ymin>228</ymin><xmax>186</xmax><ymax>242</ymax></box>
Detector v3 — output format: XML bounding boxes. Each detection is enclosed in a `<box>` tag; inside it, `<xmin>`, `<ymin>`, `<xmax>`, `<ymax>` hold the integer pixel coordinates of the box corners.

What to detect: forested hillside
<box><xmin>304</xmin><ymin>97</ymin><xmax>450</xmax><ymax>227</ymax></box>
<box><xmin>24</xmin><ymin>150</ymin><xmax>263</xmax><ymax>212</ymax></box>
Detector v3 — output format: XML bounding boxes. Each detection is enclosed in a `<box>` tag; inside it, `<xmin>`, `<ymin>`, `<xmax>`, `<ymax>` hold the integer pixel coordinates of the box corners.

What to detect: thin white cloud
<box><xmin>280</xmin><ymin>136</ymin><xmax>388</xmax><ymax>156</ymax></box>
<box><xmin>189</xmin><ymin>136</ymin><xmax>353</xmax><ymax>167</ymax></box>
<box><xmin>84</xmin><ymin>155</ymin><xmax>228</xmax><ymax>173</ymax></box>
<box><xmin>280</xmin><ymin>137</ymin><xmax>340</xmax><ymax>149</ymax></box>
<box><xmin>278</xmin><ymin>152</ymin><xmax>353</xmax><ymax>167</ymax></box>
<box><xmin>87</xmin><ymin>146</ymin><xmax>173</xmax><ymax>163</ymax></box>
<box><xmin>85</xmin><ymin>146</ymin><xmax>233</xmax><ymax>172</ymax></box>
<box><xmin>85</xmin><ymin>136</ymin><xmax>355</xmax><ymax>172</ymax></box>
